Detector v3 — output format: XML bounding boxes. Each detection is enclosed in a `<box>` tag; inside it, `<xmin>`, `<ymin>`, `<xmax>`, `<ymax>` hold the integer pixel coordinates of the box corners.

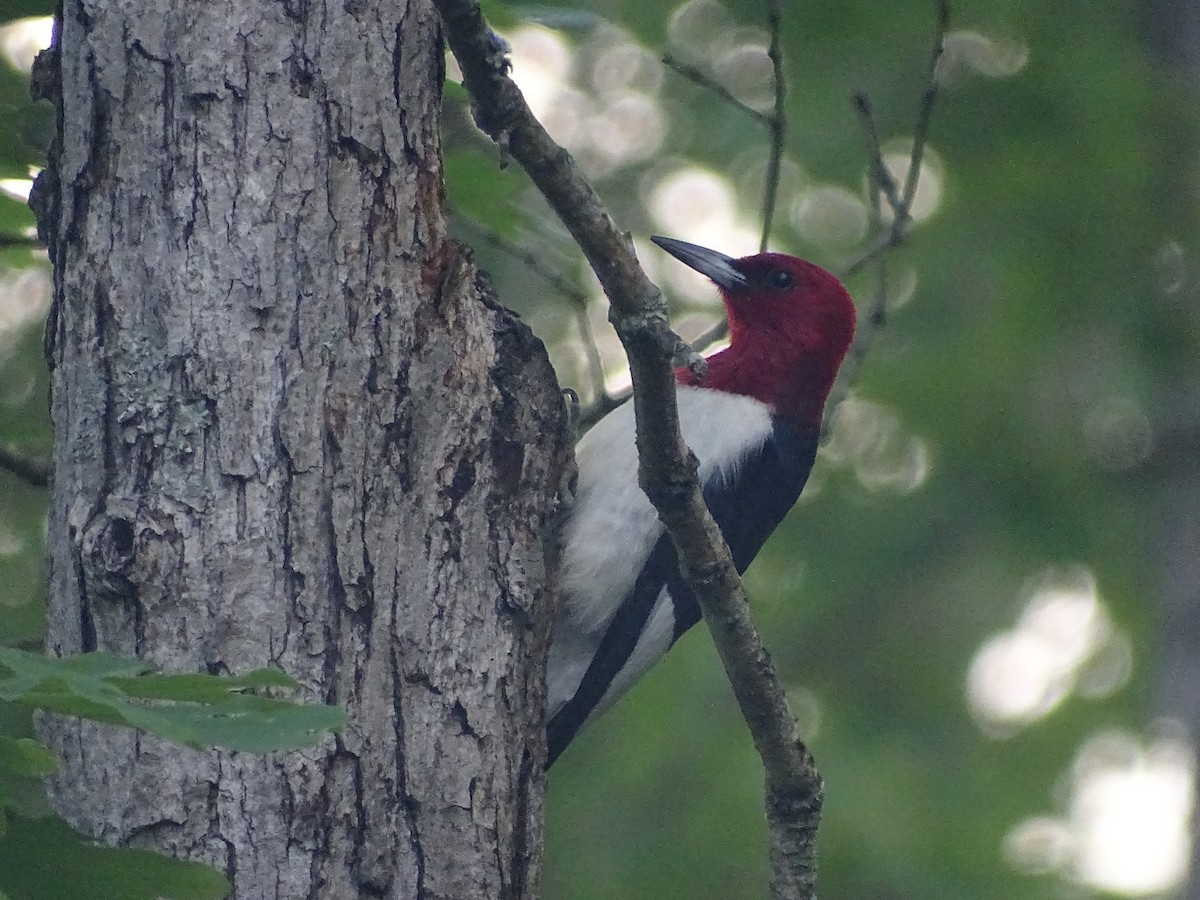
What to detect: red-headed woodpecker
<box><xmin>547</xmin><ymin>236</ymin><xmax>857</xmax><ymax>766</ymax></box>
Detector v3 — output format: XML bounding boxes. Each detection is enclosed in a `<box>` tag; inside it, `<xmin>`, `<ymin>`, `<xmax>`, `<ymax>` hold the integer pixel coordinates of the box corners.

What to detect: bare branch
<box><xmin>0</xmin><ymin>234</ymin><xmax>44</xmax><ymax>250</ymax></box>
<box><xmin>840</xmin><ymin>0</ymin><xmax>948</xmax><ymax>281</ymax></box>
<box><xmin>825</xmin><ymin>139</ymin><xmax>891</xmax><ymax>435</ymax></box>
<box><xmin>435</xmin><ymin>2</ymin><xmax>822</xmax><ymax>896</ymax></box>
<box><xmin>574</xmin><ymin>390</ymin><xmax>625</xmax><ymax>431</ymax></box>
<box><xmin>826</xmin><ymin>0</ymin><xmax>951</xmax><ymax>431</ymax></box>
<box><xmin>0</xmin><ymin>443</ymin><xmax>51</xmax><ymax>487</ymax></box>
<box><xmin>573</xmin><ymin>305</ymin><xmax>610</xmax><ymax>408</ymax></box>
<box><xmin>853</xmin><ymin>93</ymin><xmax>903</xmax><ymax>216</ymax></box>
<box><xmin>438</xmin><ymin>3</ymin><xmax>702</xmax><ymax>372</ymax></box>
<box><xmin>663</xmin><ymin>3</ymin><xmax>788</xmax><ymax>255</ymax></box>
<box><xmin>905</xmin><ymin>0</ymin><xmax>951</xmax><ymax>212</ymax></box>
<box><xmin>623</xmin><ymin>0</ymin><xmax>950</xmax><ymax>441</ymax></box>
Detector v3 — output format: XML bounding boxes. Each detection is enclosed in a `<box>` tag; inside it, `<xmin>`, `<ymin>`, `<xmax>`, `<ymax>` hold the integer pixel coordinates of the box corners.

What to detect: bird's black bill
<box><xmin>650</xmin><ymin>236</ymin><xmax>749</xmax><ymax>291</ymax></box>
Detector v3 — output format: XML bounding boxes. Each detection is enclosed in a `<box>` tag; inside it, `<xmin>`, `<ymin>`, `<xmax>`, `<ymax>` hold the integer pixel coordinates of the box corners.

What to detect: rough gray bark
<box><xmin>1140</xmin><ymin>1</ymin><xmax>1200</xmax><ymax>896</ymax></box>
<box><xmin>32</xmin><ymin>1</ymin><xmax>566</xmax><ymax>898</ymax></box>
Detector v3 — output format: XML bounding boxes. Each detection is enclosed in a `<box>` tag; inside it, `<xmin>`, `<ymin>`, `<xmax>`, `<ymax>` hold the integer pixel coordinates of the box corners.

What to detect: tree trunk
<box><xmin>32</xmin><ymin>1</ymin><xmax>566</xmax><ymax>897</ymax></box>
<box><xmin>1140</xmin><ymin>1</ymin><xmax>1200</xmax><ymax>895</ymax></box>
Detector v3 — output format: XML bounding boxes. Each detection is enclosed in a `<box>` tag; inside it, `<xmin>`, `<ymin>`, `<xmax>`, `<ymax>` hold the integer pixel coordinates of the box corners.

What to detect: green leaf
<box><xmin>0</xmin><ymin>649</ymin><xmax>344</xmax><ymax>752</ymax></box>
<box><xmin>0</xmin><ymin>737</ymin><xmax>56</xmax><ymax>777</ymax></box>
<box><xmin>0</xmin><ymin>813</ymin><xmax>229</xmax><ymax>900</ymax></box>
<box><xmin>107</xmin><ymin>666</ymin><xmax>298</xmax><ymax>701</ymax></box>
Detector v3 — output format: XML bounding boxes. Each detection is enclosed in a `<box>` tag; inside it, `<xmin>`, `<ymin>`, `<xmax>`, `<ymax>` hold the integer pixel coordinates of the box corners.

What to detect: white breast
<box><xmin>549</xmin><ymin>386</ymin><xmax>774</xmax><ymax>717</ymax></box>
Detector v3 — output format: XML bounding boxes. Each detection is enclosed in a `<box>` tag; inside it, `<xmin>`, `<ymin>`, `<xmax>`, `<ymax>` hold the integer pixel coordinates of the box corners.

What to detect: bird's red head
<box><xmin>652</xmin><ymin>237</ymin><xmax>857</xmax><ymax>429</ymax></box>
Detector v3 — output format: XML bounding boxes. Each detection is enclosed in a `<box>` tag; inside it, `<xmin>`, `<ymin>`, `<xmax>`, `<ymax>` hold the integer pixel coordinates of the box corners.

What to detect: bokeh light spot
<box><xmin>648</xmin><ymin>168</ymin><xmax>759</xmax><ymax>302</ymax></box>
<box><xmin>880</xmin><ymin>146</ymin><xmax>944</xmax><ymax>223</ymax></box>
<box><xmin>1082</xmin><ymin>396</ymin><xmax>1154</xmax><ymax>471</ymax></box>
<box><xmin>505</xmin><ymin>25</ymin><xmax>666</xmax><ymax>177</ymax></box>
<box><xmin>0</xmin><ymin>267</ymin><xmax>51</xmax><ymax>353</ymax></box>
<box><xmin>592</xmin><ymin>37</ymin><xmax>662</xmax><ymax>97</ymax></box>
<box><xmin>822</xmin><ymin>395</ymin><xmax>931</xmax><ymax>493</ymax></box>
<box><xmin>0</xmin><ymin>179</ymin><xmax>34</xmax><ymax>203</ymax></box>
<box><xmin>666</xmin><ymin>0</ymin><xmax>734</xmax><ymax>62</ymax></box>
<box><xmin>785</xmin><ymin>685</ymin><xmax>822</xmax><ymax>743</ymax></box>
<box><xmin>938</xmin><ymin>30</ymin><xmax>1029</xmax><ymax>84</ymax></box>
<box><xmin>790</xmin><ymin>185</ymin><xmax>869</xmax><ymax>249</ymax></box>
<box><xmin>0</xmin><ymin>518</ymin><xmax>26</xmax><ymax>557</ymax></box>
<box><xmin>967</xmin><ymin>567</ymin><xmax>1131</xmax><ymax>734</ymax></box>
<box><xmin>508</xmin><ymin>25</ymin><xmax>573</xmax><ymax>122</ymax></box>
<box><xmin>0</xmin><ymin>16</ymin><xmax>53</xmax><ymax>74</ymax></box>
<box><xmin>714</xmin><ymin>44</ymin><xmax>775</xmax><ymax>112</ymax></box>
<box><xmin>1008</xmin><ymin>727</ymin><xmax>1194</xmax><ymax>896</ymax></box>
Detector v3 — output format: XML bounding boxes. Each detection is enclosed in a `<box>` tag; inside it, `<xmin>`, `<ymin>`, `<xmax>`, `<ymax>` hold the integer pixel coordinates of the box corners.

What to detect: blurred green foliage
<box><xmin>1</xmin><ymin>0</ymin><xmax>1196</xmax><ymax>898</ymax></box>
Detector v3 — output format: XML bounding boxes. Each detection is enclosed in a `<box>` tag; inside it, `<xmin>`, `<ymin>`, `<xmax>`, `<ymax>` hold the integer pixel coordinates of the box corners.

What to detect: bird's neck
<box><xmin>677</xmin><ymin>337</ymin><xmax>848</xmax><ymax>430</ymax></box>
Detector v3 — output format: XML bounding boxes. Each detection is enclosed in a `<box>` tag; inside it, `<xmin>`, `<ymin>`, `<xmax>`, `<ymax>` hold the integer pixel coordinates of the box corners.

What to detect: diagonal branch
<box><xmin>853</xmin><ymin>92</ymin><xmax>903</xmax><ymax>216</ymax></box>
<box><xmin>437</xmin><ymin>2</ymin><xmax>701</xmax><ymax>373</ymax></box>
<box><xmin>434</xmin><ymin>2</ymin><xmax>822</xmax><ymax>897</ymax></box>
<box><xmin>839</xmin><ymin>0</ymin><xmax>949</xmax><ymax>280</ymax></box>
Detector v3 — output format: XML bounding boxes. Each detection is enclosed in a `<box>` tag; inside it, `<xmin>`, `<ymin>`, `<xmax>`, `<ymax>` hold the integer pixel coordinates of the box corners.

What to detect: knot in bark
<box><xmin>638</xmin><ymin>449</ymin><xmax>699</xmax><ymax>512</ymax></box>
<box><xmin>81</xmin><ymin>512</ymin><xmax>139</xmax><ymax>601</ymax></box>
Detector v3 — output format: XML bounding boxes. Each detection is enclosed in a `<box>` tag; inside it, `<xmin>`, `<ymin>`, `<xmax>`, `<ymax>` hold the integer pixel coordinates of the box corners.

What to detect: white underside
<box><xmin>549</xmin><ymin>385</ymin><xmax>774</xmax><ymax>723</ymax></box>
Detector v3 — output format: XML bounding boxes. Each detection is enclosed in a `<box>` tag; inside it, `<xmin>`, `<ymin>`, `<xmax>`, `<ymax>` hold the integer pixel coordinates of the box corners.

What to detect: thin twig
<box><xmin>852</xmin><ymin>93</ymin><xmax>903</xmax><ymax>216</ymax></box>
<box><xmin>662</xmin><ymin>53</ymin><xmax>772</xmax><ymax>126</ymax></box>
<box><xmin>637</xmin><ymin>0</ymin><xmax>948</xmax><ymax>376</ymax></box>
<box><xmin>0</xmin><ymin>443</ymin><xmax>51</xmax><ymax>487</ymax></box>
<box><xmin>0</xmin><ymin>234</ymin><xmax>44</xmax><ymax>249</ymax></box>
<box><xmin>574</xmin><ymin>307</ymin><xmax>610</xmax><ymax>407</ymax></box>
<box><xmin>903</xmin><ymin>0</ymin><xmax>949</xmax><ymax>212</ymax></box>
<box><xmin>839</xmin><ymin>1</ymin><xmax>948</xmax><ymax>280</ymax></box>
<box><xmin>828</xmin><ymin>136</ymin><xmax>891</xmax><ymax>431</ymax></box>
<box><xmin>575</xmin><ymin>390</ymin><xmax>624</xmax><ymax>430</ymax></box>
<box><xmin>760</xmin><ymin>0</ymin><xmax>786</xmax><ymax>253</ymax></box>
<box><xmin>839</xmin><ymin>229</ymin><xmax>902</xmax><ymax>279</ymax></box>
<box><xmin>438</xmin><ymin>3</ymin><xmax>704</xmax><ymax>375</ymax></box>
<box><xmin>825</xmin><ymin>0</ymin><xmax>950</xmax><ymax>432</ymax></box>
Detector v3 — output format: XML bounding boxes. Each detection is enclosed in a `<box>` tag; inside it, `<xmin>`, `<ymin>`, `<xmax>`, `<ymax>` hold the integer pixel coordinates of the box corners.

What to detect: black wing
<box><xmin>546</xmin><ymin>421</ymin><xmax>819</xmax><ymax>766</ymax></box>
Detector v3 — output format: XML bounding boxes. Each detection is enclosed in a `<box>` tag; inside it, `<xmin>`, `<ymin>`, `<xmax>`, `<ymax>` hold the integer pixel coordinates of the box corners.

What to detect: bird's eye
<box><xmin>768</xmin><ymin>269</ymin><xmax>795</xmax><ymax>289</ymax></box>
